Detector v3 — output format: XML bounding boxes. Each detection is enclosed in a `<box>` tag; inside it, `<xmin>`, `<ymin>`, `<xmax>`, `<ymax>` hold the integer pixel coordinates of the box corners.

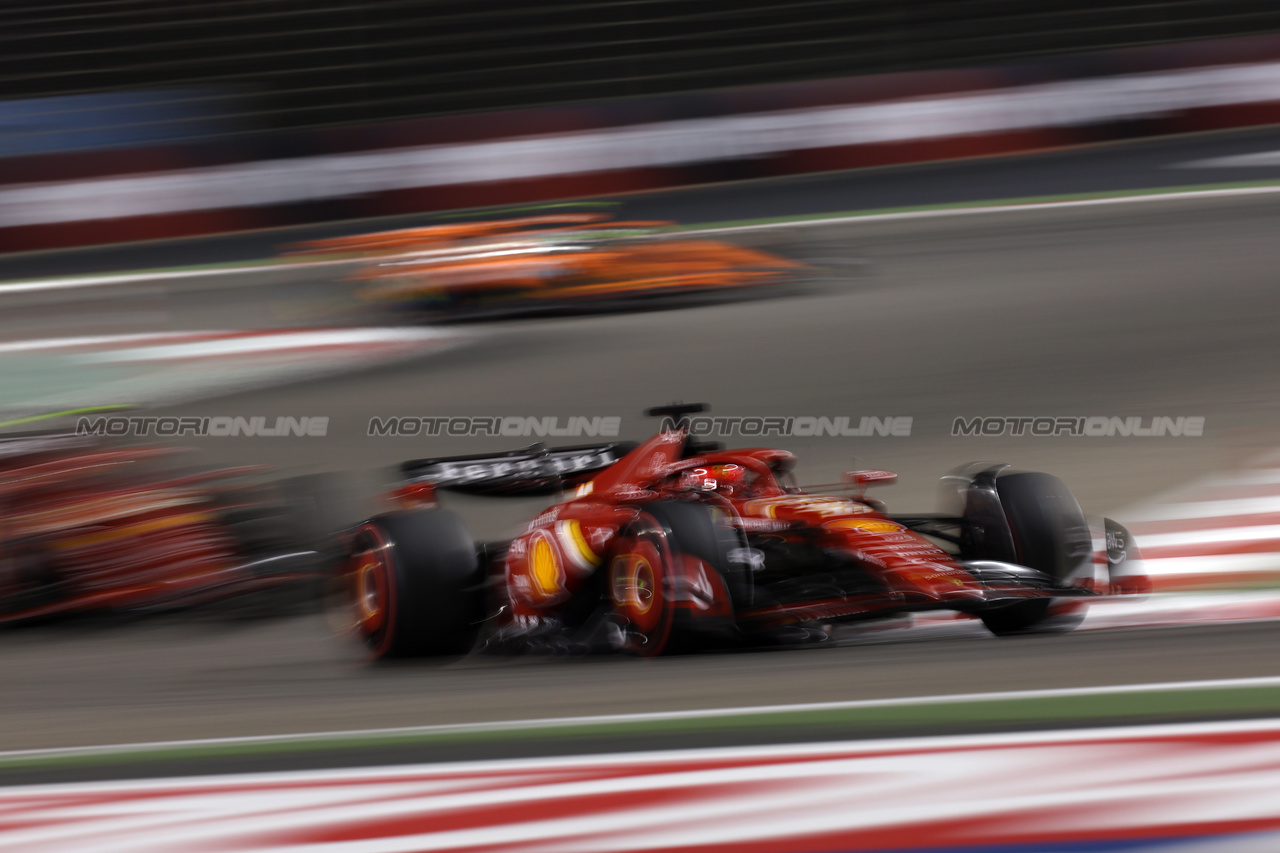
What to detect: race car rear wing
<box><xmin>400</xmin><ymin>442</ymin><xmax>637</xmax><ymax>496</ymax></box>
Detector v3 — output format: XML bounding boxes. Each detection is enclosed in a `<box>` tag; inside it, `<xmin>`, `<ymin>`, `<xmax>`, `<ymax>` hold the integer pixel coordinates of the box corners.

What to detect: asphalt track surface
<box><xmin>5</xmin><ymin>131</ymin><xmax>1280</xmax><ymax>774</ymax></box>
<box><xmin>2</xmin><ymin>618</ymin><xmax>1279</xmax><ymax>787</ymax></box>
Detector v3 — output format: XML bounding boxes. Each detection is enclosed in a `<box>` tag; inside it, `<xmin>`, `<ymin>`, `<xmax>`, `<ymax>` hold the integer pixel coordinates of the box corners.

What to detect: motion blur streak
<box><xmin>0</xmin><ymin>329</ymin><xmax>471</xmax><ymax>423</ymax></box>
<box><xmin>0</xmin><ymin>429</ymin><xmax>355</xmax><ymax>623</ymax></box>
<box><xmin>7</xmin><ymin>61</ymin><xmax>1280</xmax><ymax>228</ymax></box>
<box><xmin>295</xmin><ymin>214</ymin><xmax>805</xmax><ymax>319</ymax></box>
<box><xmin>3</xmin><ymin>720</ymin><xmax>1280</xmax><ymax>852</ymax></box>
<box><xmin>1122</xmin><ymin>451</ymin><xmax>1280</xmax><ymax>590</ymax></box>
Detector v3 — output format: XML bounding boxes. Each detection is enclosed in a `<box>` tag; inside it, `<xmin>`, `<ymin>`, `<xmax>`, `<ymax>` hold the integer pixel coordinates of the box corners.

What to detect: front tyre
<box><xmin>606</xmin><ymin>501</ymin><xmax>742</xmax><ymax>656</ymax></box>
<box><xmin>980</xmin><ymin>472</ymin><xmax>1091</xmax><ymax>636</ymax></box>
<box><xmin>346</xmin><ymin>509</ymin><xmax>483</xmax><ymax>660</ymax></box>
<box><xmin>608</xmin><ymin>511</ymin><xmax>683</xmax><ymax>656</ymax></box>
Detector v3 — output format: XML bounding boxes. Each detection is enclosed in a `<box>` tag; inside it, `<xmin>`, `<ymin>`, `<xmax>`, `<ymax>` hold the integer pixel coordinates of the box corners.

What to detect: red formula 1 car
<box><xmin>344</xmin><ymin>406</ymin><xmax>1148</xmax><ymax>659</ymax></box>
<box><xmin>0</xmin><ymin>433</ymin><xmax>320</xmax><ymax>622</ymax></box>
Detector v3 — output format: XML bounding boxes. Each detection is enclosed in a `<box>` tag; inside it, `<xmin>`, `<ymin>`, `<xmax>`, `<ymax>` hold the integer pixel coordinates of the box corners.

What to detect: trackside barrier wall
<box><xmin>5</xmin><ymin>35</ymin><xmax>1280</xmax><ymax>253</ymax></box>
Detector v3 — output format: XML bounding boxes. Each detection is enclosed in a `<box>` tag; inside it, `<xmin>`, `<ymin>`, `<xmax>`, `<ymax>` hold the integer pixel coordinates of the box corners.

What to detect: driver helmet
<box><xmin>680</xmin><ymin>463</ymin><xmax>749</xmax><ymax>495</ymax></box>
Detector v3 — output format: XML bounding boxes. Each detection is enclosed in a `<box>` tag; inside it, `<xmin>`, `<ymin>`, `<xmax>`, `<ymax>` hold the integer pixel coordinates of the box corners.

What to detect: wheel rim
<box><xmin>611</xmin><ymin>550</ymin><xmax>661</xmax><ymax>633</ymax></box>
<box><xmin>355</xmin><ymin>556</ymin><xmax>387</xmax><ymax>632</ymax></box>
<box><xmin>347</xmin><ymin>524</ymin><xmax>395</xmax><ymax>653</ymax></box>
<box><xmin>608</xmin><ymin>521</ymin><xmax>673</xmax><ymax>654</ymax></box>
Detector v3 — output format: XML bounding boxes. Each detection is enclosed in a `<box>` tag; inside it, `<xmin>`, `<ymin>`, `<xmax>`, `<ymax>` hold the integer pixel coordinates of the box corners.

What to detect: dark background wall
<box><xmin>5</xmin><ymin>0</ymin><xmax>1280</xmax><ymax>134</ymax></box>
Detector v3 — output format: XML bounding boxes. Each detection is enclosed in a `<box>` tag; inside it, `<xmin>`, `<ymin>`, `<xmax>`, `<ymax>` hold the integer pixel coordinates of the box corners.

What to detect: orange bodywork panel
<box><xmin>283</xmin><ymin>214</ymin><xmax>805</xmax><ymax>311</ymax></box>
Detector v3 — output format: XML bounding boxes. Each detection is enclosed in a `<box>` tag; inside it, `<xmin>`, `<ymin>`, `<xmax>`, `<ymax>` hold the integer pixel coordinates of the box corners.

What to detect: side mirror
<box><xmin>843</xmin><ymin>469</ymin><xmax>898</xmax><ymax>487</ymax></box>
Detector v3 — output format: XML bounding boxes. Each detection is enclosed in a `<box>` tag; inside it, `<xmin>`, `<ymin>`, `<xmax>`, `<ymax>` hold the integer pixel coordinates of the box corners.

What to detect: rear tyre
<box><xmin>980</xmin><ymin>472</ymin><xmax>1090</xmax><ymax>636</ymax></box>
<box><xmin>346</xmin><ymin>509</ymin><xmax>483</xmax><ymax>659</ymax></box>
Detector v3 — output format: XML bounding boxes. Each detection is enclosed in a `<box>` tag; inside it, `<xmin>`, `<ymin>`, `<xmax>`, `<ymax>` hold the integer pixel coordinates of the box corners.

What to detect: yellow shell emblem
<box><xmin>530</xmin><ymin>537</ymin><xmax>563</xmax><ymax>596</ymax></box>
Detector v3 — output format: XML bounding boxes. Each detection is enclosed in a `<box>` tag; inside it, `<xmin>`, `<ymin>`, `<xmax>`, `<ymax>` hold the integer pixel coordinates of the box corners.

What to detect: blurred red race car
<box><xmin>0</xmin><ymin>434</ymin><xmax>319</xmax><ymax>621</ymax></box>
<box><xmin>344</xmin><ymin>406</ymin><xmax>1148</xmax><ymax>659</ymax></box>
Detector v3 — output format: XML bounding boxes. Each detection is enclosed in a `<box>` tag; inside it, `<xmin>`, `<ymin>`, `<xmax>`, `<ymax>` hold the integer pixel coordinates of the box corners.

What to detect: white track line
<box><xmin>1178</xmin><ymin>150</ymin><xmax>1280</xmax><ymax>168</ymax></box>
<box><xmin>0</xmin><ymin>332</ymin><xmax>200</xmax><ymax>354</ymax></box>
<box><xmin>681</xmin><ymin>183</ymin><xmax>1280</xmax><ymax>234</ymax></box>
<box><xmin>0</xmin><ymin>328</ymin><xmax>462</xmax><ymax>358</ymax></box>
<box><xmin>5</xmin><ymin>675</ymin><xmax>1280</xmax><ymax>764</ymax></box>
<box><xmin>0</xmin><ymin>257</ymin><xmax>350</xmax><ymax>295</ymax></box>
<box><xmin>80</xmin><ymin>328</ymin><xmax>465</xmax><ymax>362</ymax></box>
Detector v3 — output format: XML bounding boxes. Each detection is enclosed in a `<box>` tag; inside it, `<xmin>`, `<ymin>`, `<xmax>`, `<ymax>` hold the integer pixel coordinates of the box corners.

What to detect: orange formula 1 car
<box><xmin>286</xmin><ymin>214</ymin><xmax>804</xmax><ymax>318</ymax></box>
<box><xmin>0</xmin><ymin>434</ymin><xmax>319</xmax><ymax>621</ymax></box>
<box><xmin>343</xmin><ymin>406</ymin><xmax>1149</xmax><ymax>659</ymax></box>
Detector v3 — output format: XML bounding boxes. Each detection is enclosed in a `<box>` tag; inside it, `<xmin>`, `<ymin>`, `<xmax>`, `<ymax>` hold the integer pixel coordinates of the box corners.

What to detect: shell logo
<box><xmin>530</xmin><ymin>536</ymin><xmax>564</xmax><ymax>597</ymax></box>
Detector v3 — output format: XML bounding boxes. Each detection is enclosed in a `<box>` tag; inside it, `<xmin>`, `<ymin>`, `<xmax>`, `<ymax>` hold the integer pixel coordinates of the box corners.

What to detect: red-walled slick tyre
<box><xmin>346</xmin><ymin>509</ymin><xmax>483</xmax><ymax>660</ymax></box>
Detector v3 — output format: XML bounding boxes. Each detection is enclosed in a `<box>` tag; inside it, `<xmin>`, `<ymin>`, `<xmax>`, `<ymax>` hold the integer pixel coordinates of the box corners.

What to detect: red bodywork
<box><xmin>494</xmin><ymin>430</ymin><xmax>1082</xmax><ymax>643</ymax></box>
<box><xmin>352</xmin><ymin>418</ymin><xmax>1151</xmax><ymax>658</ymax></box>
<box><xmin>0</xmin><ymin>437</ymin><xmax>301</xmax><ymax>621</ymax></box>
